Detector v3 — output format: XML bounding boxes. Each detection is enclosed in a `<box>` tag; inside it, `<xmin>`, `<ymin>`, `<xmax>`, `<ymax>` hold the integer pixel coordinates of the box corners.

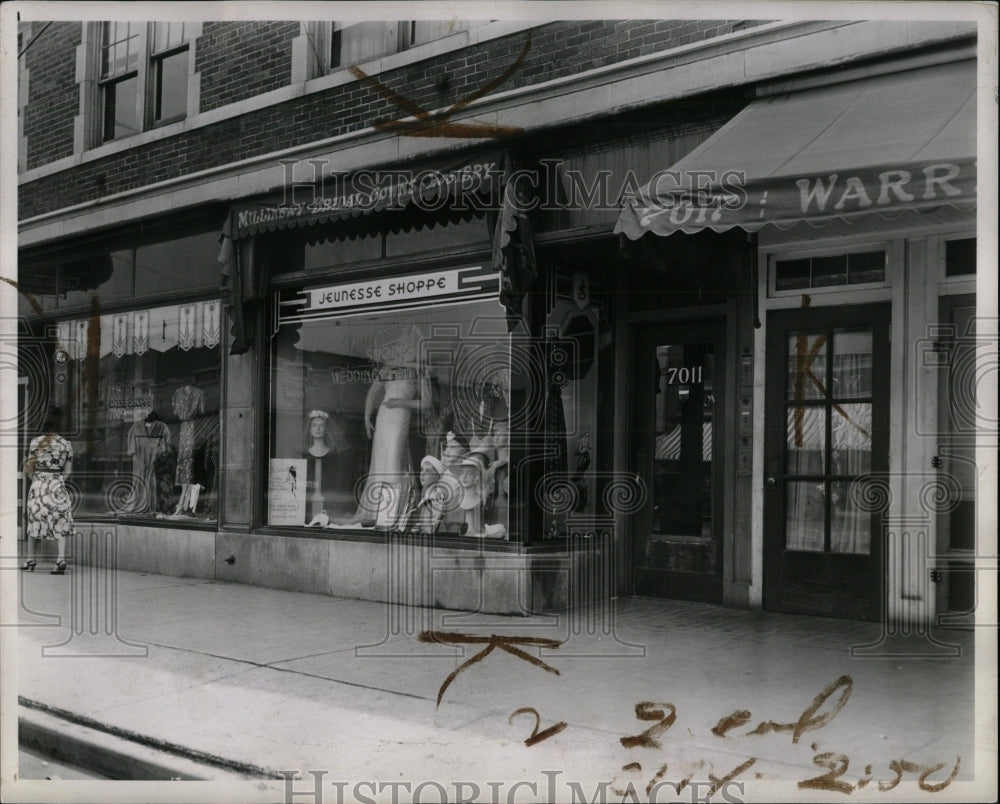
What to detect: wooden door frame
<box><xmin>763</xmin><ymin>301</ymin><xmax>891</xmax><ymax>620</ymax></box>
<box><xmin>626</xmin><ymin>313</ymin><xmax>728</xmax><ymax>602</ymax></box>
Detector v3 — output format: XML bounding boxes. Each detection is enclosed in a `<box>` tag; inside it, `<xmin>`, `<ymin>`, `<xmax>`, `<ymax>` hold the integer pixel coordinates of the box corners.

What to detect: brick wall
<box><xmin>20</xmin><ymin>19</ymin><xmax>768</xmax><ymax>219</ymax></box>
<box><xmin>197</xmin><ymin>21</ymin><xmax>300</xmax><ymax>112</ymax></box>
<box><xmin>23</xmin><ymin>21</ymin><xmax>81</xmax><ymax>171</ymax></box>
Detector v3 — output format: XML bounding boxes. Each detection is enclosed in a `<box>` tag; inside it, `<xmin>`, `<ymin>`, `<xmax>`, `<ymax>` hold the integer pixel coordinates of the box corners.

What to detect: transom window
<box><xmin>773</xmin><ymin>250</ymin><xmax>886</xmax><ymax>293</ymax></box>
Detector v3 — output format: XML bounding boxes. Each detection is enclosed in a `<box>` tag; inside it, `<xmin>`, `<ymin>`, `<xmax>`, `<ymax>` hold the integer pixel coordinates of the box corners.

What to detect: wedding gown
<box><xmin>352</xmin><ymin>375</ymin><xmax>416</xmax><ymax>524</ymax></box>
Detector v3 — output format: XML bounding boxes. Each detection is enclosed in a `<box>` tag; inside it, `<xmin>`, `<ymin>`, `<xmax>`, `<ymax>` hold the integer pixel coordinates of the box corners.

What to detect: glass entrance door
<box><xmin>632</xmin><ymin>321</ymin><xmax>724</xmax><ymax>603</ymax></box>
<box><xmin>764</xmin><ymin>303</ymin><xmax>890</xmax><ymax>620</ymax></box>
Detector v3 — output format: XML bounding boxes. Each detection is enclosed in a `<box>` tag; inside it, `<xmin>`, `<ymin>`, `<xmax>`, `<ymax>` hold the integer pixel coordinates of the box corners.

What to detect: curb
<box><xmin>19</xmin><ymin>704</ymin><xmax>275</xmax><ymax>781</ymax></box>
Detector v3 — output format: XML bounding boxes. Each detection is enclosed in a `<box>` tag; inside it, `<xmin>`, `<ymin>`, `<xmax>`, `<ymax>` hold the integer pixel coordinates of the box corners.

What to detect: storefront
<box><xmin>16</xmin><ymin>209</ymin><xmax>227</xmax><ymax>538</ymax></box>
<box><xmin>17</xmin><ymin>52</ymin><xmax>977</xmax><ymax>626</ymax></box>
<box><xmin>616</xmin><ymin>57</ymin><xmax>978</xmax><ymax>624</ymax></box>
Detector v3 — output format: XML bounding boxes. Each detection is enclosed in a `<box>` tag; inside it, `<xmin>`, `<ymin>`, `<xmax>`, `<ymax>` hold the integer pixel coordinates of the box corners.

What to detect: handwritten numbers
<box><xmin>799</xmin><ymin>752</ymin><xmax>853</xmax><ymax>794</ymax></box>
<box><xmin>508</xmin><ymin>707</ymin><xmax>567</xmax><ymax>747</ymax></box>
<box><xmin>879</xmin><ymin>757</ymin><xmax>962</xmax><ymax>793</ymax></box>
<box><xmin>620</xmin><ymin>701</ymin><xmax>678</xmax><ymax>749</ymax></box>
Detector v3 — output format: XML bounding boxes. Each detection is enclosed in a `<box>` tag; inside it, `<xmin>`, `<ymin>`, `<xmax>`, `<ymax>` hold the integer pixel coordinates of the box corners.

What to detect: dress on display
<box><xmin>124</xmin><ymin>419</ymin><xmax>171</xmax><ymax>514</ymax></box>
<box><xmin>353</xmin><ymin>373</ymin><xmax>419</xmax><ymax>523</ymax></box>
<box><xmin>25</xmin><ymin>434</ymin><xmax>74</xmax><ymax>541</ymax></box>
<box><xmin>172</xmin><ymin>385</ymin><xmax>205</xmax><ymax>486</ymax></box>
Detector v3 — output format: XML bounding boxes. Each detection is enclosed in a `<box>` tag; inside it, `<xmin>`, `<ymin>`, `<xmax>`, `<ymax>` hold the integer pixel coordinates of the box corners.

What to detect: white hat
<box><xmin>420</xmin><ymin>455</ymin><xmax>445</xmax><ymax>474</ymax></box>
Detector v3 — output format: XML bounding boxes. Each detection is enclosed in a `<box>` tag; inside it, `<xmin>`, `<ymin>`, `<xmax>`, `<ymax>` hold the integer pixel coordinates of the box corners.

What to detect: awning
<box><xmin>219</xmin><ymin>147</ymin><xmax>535</xmax><ymax>353</ymax></box>
<box><xmin>615</xmin><ymin>60</ymin><xmax>977</xmax><ymax>239</ymax></box>
<box><xmin>228</xmin><ymin>149</ymin><xmax>503</xmax><ymax>240</ymax></box>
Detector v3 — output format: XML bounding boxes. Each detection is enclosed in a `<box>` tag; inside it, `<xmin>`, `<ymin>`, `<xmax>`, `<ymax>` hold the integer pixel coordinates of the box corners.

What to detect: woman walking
<box><xmin>21</xmin><ymin>406</ymin><xmax>74</xmax><ymax>574</ymax></box>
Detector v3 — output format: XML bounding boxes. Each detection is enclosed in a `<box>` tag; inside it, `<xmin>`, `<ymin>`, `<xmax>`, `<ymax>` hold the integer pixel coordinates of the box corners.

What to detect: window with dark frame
<box><xmin>99</xmin><ymin>21</ymin><xmax>190</xmax><ymax>143</ymax></box>
<box><xmin>773</xmin><ymin>250</ymin><xmax>887</xmax><ymax>292</ymax></box>
<box><xmin>100</xmin><ymin>21</ymin><xmax>142</xmax><ymax>141</ymax></box>
<box><xmin>150</xmin><ymin>22</ymin><xmax>189</xmax><ymax>125</ymax></box>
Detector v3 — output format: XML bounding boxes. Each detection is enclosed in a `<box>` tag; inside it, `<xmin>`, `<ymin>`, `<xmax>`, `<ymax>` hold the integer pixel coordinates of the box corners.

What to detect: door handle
<box><xmin>766</xmin><ymin>476</ymin><xmax>777</xmax><ymax>488</ymax></box>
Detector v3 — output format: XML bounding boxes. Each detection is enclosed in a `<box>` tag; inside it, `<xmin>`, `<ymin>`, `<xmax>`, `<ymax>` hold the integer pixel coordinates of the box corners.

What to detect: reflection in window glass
<box><xmin>786</xmin><ymin>405</ymin><xmax>824</xmax><ymax>475</ymax></box>
<box><xmin>812</xmin><ymin>255</ymin><xmax>847</xmax><ymax>287</ymax></box>
<box><xmin>831</xmin><ymin>480</ymin><xmax>870</xmax><ymax>553</ymax></box>
<box><xmin>105</xmin><ymin>76</ymin><xmax>139</xmax><ymax>140</ymax></box>
<box><xmin>786</xmin><ymin>333</ymin><xmax>826</xmax><ymax>400</ymax></box>
<box><xmin>774</xmin><ymin>258</ymin><xmax>810</xmax><ymax>290</ymax></box>
<box><xmin>269</xmin><ymin>298</ymin><xmax>510</xmax><ymax>537</ymax></box>
<box><xmin>410</xmin><ymin>20</ymin><xmax>478</xmax><ymax>45</ymax></box>
<box><xmin>135</xmin><ymin>230</ymin><xmax>221</xmax><ymax>295</ymax></box>
<box><xmin>847</xmin><ymin>251</ymin><xmax>885</xmax><ymax>284</ymax></box>
<box><xmin>58</xmin><ymin>250</ymin><xmax>134</xmax><ymax>310</ymax></box>
<box><xmin>832</xmin><ymin>403</ymin><xmax>871</xmax><ymax>475</ymax></box>
<box><xmin>831</xmin><ymin>330</ymin><xmax>872</xmax><ymax>397</ymax></box>
<box><xmin>49</xmin><ymin>301</ymin><xmax>222</xmax><ymax>520</ymax></box>
<box><xmin>154</xmin><ymin>50</ymin><xmax>188</xmax><ymax>122</ymax></box>
<box><xmin>332</xmin><ymin>21</ymin><xmax>400</xmax><ymax>65</ymax></box>
<box><xmin>786</xmin><ymin>481</ymin><xmax>825</xmax><ymax>551</ymax></box>
<box><xmin>15</xmin><ymin>261</ymin><xmax>58</xmax><ymax>316</ymax></box>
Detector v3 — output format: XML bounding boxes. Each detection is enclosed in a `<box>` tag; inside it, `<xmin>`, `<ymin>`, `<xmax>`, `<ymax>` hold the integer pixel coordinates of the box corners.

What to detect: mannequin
<box><xmin>335</xmin><ymin>338</ymin><xmax>431</xmax><ymax>526</ymax></box>
<box><xmin>457</xmin><ymin>450</ymin><xmax>490</xmax><ymax>536</ymax></box>
<box><xmin>172</xmin><ymin>384</ymin><xmax>205</xmax><ymax>516</ymax></box>
<box><xmin>398</xmin><ymin>455</ymin><xmax>455</xmax><ymax>535</ymax></box>
<box><xmin>124</xmin><ymin>410</ymin><xmax>171</xmax><ymax>514</ymax></box>
<box><xmin>486</xmin><ymin>421</ymin><xmax>510</xmax><ymax>516</ymax></box>
<box><xmin>303</xmin><ymin>410</ymin><xmax>348</xmax><ymax>520</ymax></box>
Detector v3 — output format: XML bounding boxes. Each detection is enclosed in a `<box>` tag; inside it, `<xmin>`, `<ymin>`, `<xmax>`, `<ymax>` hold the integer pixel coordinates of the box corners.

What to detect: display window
<box><xmin>268</xmin><ymin>267</ymin><xmax>511</xmax><ymax>538</ymax></box>
<box><xmin>48</xmin><ymin>300</ymin><xmax>222</xmax><ymax>520</ymax></box>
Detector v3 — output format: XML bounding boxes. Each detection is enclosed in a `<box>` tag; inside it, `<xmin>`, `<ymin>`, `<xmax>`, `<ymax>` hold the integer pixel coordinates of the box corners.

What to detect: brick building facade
<box><xmin>12</xmin><ymin>13</ymin><xmax>988</xmax><ymax>629</ymax></box>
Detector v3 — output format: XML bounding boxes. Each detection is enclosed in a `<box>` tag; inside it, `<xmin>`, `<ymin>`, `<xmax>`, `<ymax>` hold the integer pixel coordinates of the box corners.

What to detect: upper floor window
<box><xmin>99</xmin><ymin>21</ymin><xmax>192</xmax><ymax>142</ymax></box>
<box><xmin>324</xmin><ymin>20</ymin><xmax>483</xmax><ymax>71</ymax></box>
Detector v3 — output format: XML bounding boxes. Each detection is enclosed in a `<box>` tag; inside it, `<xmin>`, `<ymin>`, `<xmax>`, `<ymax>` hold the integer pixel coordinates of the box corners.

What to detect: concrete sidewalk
<box><xmin>12</xmin><ymin>566</ymin><xmax>988</xmax><ymax>800</ymax></box>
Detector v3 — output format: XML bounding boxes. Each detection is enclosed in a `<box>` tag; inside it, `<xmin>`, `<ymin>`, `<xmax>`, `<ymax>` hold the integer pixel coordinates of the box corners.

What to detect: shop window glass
<box><xmin>48</xmin><ymin>300</ymin><xmax>222</xmax><ymax>521</ymax></box>
<box><xmin>135</xmin><ymin>230</ymin><xmax>221</xmax><ymax>295</ymax></box>
<box><xmin>58</xmin><ymin>249</ymin><xmax>134</xmax><ymax>310</ymax></box>
<box><xmin>15</xmin><ymin>261</ymin><xmax>58</xmax><ymax>316</ymax></box>
<box><xmin>269</xmin><ymin>292</ymin><xmax>510</xmax><ymax>537</ymax></box>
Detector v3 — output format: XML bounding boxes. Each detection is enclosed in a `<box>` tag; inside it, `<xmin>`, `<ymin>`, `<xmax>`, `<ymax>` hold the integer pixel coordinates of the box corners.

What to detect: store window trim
<box><xmin>266</xmin><ymin>268</ymin><xmax>511</xmax><ymax>540</ymax></box>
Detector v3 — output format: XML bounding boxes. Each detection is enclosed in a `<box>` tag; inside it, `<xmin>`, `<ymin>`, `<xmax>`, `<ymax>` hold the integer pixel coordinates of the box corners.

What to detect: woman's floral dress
<box><xmin>25</xmin><ymin>433</ymin><xmax>74</xmax><ymax>540</ymax></box>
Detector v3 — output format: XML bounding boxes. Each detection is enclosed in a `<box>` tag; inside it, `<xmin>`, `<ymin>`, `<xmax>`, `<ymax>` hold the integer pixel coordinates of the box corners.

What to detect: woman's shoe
<box><xmin>21</xmin><ymin>559</ymin><xmax>37</xmax><ymax>572</ymax></box>
<box><xmin>50</xmin><ymin>560</ymin><xmax>67</xmax><ymax>575</ymax></box>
